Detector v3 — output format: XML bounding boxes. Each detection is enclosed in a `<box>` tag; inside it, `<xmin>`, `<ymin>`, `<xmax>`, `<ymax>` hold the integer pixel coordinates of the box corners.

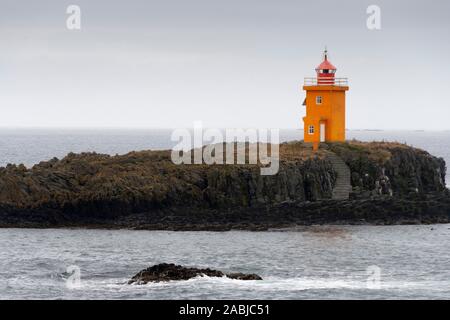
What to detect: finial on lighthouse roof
<box><xmin>316</xmin><ymin>47</ymin><xmax>336</xmax><ymax>71</ymax></box>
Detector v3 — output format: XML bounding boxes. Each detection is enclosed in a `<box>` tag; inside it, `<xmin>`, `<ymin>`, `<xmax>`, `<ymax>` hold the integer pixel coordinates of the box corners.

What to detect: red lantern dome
<box><xmin>315</xmin><ymin>49</ymin><xmax>336</xmax><ymax>85</ymax></box>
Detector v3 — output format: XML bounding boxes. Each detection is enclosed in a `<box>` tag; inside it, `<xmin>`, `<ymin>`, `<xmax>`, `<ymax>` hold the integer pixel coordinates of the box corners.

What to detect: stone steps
<box><xmin>325</xmin><ymin>151</ymin><xmax>352</xmax><ymax>200</ymax></box>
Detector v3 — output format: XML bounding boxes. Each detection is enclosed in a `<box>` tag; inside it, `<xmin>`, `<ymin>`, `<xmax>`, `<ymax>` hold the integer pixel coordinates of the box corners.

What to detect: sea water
<box><xmin>0</xmin><ymin>129</ymin><xmax>449</xmax><ymax>299</ymax></box>
<box><xmin>0</xmin><ymin>226</ymin><xmax>449</xmax><ymax>299</ymax></box>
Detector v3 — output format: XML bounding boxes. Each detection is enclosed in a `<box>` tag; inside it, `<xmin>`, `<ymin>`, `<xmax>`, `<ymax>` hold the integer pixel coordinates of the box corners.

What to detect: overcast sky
<box><xmin>1</xmin><ymin>0</ymin><xmax>449</xmax><ymax>130</ymax></box>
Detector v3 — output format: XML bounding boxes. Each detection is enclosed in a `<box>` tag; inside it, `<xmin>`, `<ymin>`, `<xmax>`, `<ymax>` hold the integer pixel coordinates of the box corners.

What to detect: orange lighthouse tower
<box><xmin>302</xmin><ymin>49</ymin><xmax>349</xmax><ymax>150</ymax></box>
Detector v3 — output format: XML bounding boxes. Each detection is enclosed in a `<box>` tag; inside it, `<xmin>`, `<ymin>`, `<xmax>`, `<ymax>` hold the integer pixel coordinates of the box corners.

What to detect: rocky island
<box><xmin>0</xmin><ymin>141</ymin><xmax>448</xmax><ymax>230</ymax></box>
<box><xmin>128</xmin><ymin>263</ymin><xmax>262</xmax><ymax>284</ymax></box>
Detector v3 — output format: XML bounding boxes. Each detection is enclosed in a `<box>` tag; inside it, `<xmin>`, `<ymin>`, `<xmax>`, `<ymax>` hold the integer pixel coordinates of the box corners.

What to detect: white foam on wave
<box><xmin>74</xmin><ymin>275</ymin><xmax>450</xmax><ymax>293</ymax></box>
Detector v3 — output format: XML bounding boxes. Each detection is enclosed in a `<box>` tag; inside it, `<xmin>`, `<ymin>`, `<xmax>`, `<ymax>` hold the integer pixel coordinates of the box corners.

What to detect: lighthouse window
<box><xmin>308</xmin><ymin>125</ymin><xmax>315</xmax><ymax>135</ymax></box>
<box><xmin>316</xmin><ymin>96</ymin><xmax>323</xmax><ymax>105</ymax></box>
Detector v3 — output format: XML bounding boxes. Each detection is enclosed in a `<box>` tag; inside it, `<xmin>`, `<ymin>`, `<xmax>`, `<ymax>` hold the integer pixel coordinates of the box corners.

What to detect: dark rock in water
<box><xmin>128</xmin><ymin>263</ymin><xmax>262</xmax><ymax>284</ymax></box>
<box><xmin>227</xmin><ymin>272</ymin><xmax>263</xmax><ymax>280</ymax></box>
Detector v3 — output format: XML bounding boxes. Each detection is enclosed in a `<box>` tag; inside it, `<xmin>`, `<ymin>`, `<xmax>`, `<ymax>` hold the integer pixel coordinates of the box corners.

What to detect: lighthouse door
<box><xmin>320</xmin><ymin>123</ymin><xmax>326</xmax><ymax>142</ymax></box>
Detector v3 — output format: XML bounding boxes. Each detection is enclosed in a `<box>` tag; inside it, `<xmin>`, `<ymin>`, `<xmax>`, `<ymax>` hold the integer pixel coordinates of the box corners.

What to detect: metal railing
<box><xmin>304</xmin><ymin>77</ymin><xmax>348</xmax><ymax>86</ymax></box>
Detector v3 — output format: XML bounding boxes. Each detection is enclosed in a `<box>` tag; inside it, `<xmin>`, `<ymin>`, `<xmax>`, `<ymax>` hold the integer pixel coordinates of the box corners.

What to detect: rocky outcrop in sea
<box><xmin>128</xmin><ymin>263</ymin><xmax>262</xmax><ymax>284</ymax></box>
<box><xmin>0</xmin><ymin>141</ymin><xmax>447</xmax><ymax>229</ymax></box>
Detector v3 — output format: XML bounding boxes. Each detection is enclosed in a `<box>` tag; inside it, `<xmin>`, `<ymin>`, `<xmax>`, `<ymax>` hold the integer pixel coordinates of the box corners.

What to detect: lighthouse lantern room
<box><xmin>302</xmin><ymin>49</ymin><xmax>349</xmax><ymax>150</ymax></box>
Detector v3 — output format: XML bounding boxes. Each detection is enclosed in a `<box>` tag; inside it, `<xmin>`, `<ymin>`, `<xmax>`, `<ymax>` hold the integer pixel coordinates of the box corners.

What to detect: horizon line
<box><xmin>0</xmin><ymin>126</ymin><xmax>449</xmax><ymax>132</ymax></box>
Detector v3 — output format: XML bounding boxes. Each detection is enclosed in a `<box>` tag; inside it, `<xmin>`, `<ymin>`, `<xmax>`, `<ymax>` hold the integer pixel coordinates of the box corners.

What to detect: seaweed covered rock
<box><xmin>128</xmin><ymin>263</ymin><xmax>262</xmax><ymax>284</ymax></box>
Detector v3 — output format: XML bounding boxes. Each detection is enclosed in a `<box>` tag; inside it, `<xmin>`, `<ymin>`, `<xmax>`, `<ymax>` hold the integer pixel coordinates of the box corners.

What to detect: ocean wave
<box><xmin>75</xmin><ymin>275</ymin><xmax>450</xmax><ymax>293</ymax></box>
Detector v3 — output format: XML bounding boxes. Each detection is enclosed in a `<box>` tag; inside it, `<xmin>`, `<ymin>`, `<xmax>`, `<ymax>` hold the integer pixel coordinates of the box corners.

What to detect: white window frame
<box><xmin>308</xmin><ymin>125</ymin><xmax>315</xmax><ymax>135</ymax></box>
<box><xmin>316</xmin><ymin>96</ymin><xmax>322</xmax><ymax>105</ymax></box>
